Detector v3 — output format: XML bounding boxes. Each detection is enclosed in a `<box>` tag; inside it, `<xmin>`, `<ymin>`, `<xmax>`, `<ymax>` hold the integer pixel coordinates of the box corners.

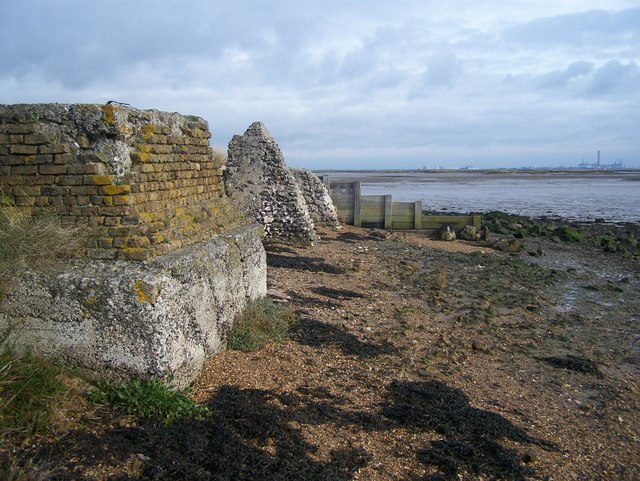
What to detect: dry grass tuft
<box><xmin>0</xmin><ymin>201</ymin><xmax>85</xmax><ymax>295</ymax></box>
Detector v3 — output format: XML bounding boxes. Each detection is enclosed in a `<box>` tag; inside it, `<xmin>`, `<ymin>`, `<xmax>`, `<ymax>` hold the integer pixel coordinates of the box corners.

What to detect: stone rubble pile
<box><xmin>291</xmin><ymin>168</ymin><xmax>340</xmax><ymax>228</ymax></box>
<box><xmin>225</xmin><ymin>122</ymin><xmax>339</xmax><ymax>245</ymax></box>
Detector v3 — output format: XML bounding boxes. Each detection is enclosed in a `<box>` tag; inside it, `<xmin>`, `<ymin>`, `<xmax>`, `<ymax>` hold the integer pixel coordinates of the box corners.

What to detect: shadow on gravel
<box><xmin>539</xmin><ymin>355</ymin><xmax>602</xmax><ymax>376</ymax></box>
<box><xmin>382</xmin><ymin>380</ymin><xmax>555</xmax><ymax>481</ymax></box>
<box><xmin>27</xmin><ymin>387</ymin><xmax>373</xmax><ymax>481</ymax></box>
<box><xmin>20</xmin><ymin>379</ymin><xmax>555</xmax><ymax>481</ymax></box>
<box><xmin>264</xmin><ymin>244</ymin><xmax>297</xmax><ymax>254</ymax></box>
<box><xmin>267</xmin><ymin>253</ymin><xmax>346</xmax><ymax>274</ymax></box>
<box><xmin>291</xmin><ymin>317</ymin><xmax>397</xmax><ymax>358</ymax></box>
<box><xmin>311</xmin><ymin>287</ymin><xmax>366</xmax><ymax>300</ymax></box>
<box><xmin>335</xmin><ymin>232</ymin><xmax>382</xmax><ymax>244</ymax></box>
<box><xmin>288</xmin><ymin>291</ymin><xmax>343</xmax><ymax>310</ymax></box>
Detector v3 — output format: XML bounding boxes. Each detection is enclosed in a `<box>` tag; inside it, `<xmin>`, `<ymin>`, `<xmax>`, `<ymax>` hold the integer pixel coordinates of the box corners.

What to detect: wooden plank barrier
<box><xmin>324</xmin><ymin>177</ymin><xmax>480</xmax><ymax>232</ymax></box>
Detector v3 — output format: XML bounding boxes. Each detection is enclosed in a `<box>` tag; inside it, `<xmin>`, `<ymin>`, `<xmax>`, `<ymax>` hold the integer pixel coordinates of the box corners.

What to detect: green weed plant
<box><xmin>89</xmin><ymin>376</ymin><xmax>209</xmax><ymax>425</ymax></box>
<box><xmin>227</xmin><ymin>297</ymin><xmax>295</xmax><ymax>352</ymax></box>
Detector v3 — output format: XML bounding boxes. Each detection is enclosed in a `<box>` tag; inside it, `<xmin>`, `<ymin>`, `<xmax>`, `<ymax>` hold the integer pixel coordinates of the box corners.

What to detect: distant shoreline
<box><xmin>314</xmin><ymin>168</ymin><xmax>640</xmax><ymax>175</ymax></box>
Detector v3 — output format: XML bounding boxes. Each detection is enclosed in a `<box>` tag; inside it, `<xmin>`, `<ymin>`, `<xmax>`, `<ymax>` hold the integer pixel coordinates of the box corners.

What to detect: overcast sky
<box><xmin>1</xmin><ymin>1</ymin><xmax>639</xmax><ymax>169</ymax></box>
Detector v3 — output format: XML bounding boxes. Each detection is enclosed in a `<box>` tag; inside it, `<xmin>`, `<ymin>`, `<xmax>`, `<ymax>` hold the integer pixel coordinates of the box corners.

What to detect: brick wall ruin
<box><xmin>0</xmin><ymin>104</ymin><xmax>266</xmax><ymax>385</ymax></box>
<box><xmin>0</xmin><ymin>103</ymin><xmax>248</xmax><ymax>261</ymax></box>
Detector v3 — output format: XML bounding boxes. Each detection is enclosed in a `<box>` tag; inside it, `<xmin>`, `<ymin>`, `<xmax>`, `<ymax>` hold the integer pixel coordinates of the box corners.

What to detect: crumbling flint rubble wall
<box><xmin>0</xmin><ymin>103</ymin><xmax>266</xmax><ymax>385</ymax></box>
<box><xmin>225</xmin><ymin>122</ymin><xmax>339</xmax><ymax>245</ymax></box>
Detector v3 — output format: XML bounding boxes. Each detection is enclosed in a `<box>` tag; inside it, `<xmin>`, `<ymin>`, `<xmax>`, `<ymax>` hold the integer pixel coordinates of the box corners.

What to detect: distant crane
<box><xmin>579</xmin><ymin>150</ymin><xmax>623</xmax><ymax>169</ymax></box>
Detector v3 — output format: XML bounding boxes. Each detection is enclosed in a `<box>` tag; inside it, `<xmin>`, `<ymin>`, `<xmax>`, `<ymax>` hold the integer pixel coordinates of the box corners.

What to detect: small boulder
<box><xmin>493</xmin><ymin>238</ymin><xmax>522</xmax><ymax>252</ymax></box>
<box><xmin>438</xmin><ymin>225</ymin><xmax>456</xmax><ymax>241</ymax></box>
<box><xmin>459</xmin><ymin>225</ymin><xmax>481</xmax><ymax>241</ymax></box>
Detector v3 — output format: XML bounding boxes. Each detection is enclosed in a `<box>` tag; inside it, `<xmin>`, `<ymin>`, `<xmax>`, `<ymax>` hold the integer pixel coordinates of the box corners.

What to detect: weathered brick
<box><xmin>117</xmin><ymin>247</ymin><xmax>150</xmax><ymax>261</ymax></box>
<box><xmin>11</xmin><ymin>165</ymin><xmax>38</xmax><ymax>175</ymax></box>
<box><xmin>90</xmin><ymin>175</ymin><xmax>115</xmax><ymax>186</ymax></box>
<box><xmin>99</xmin><ymin>184</ymin><xmax>131</xmax><ymax>196</ymax></box>
<box><xmin>49</xmin><ymin>196</ymin><xmax>64</xmax><ymax>207</ymax></box>
<box><xmin>121</xmin><ymin>215</ymin><xmax>140</xmax><ymax>225</ymax></box>
<box><xmin>63</xmin><ymin>195</ymin><xmax>77</xmax><ymax>206</ymax></box>
<box><xmin>24</xmin><ymin>133</ymin><xmax>50</xmax><ymax>145</ymax></box>
<box><xmin>148</xmin><ymin>232</ymin><xmax>166</xmax><ymax>244</ymax></box>
<box><xmin>38</xmin><ymin>143</ymin><xmax>72</xmax><ymax>155</ymax></box>
<box><xmin>68</xmin><ymin>163</ymin><xmax>104</xmax><ymax>175</ymax></box>
<box><xmin>53</xmin><ymin>153</ymin><xmax>75</xmax><ymax>164</ymax></box>
<box><xmin>73</xmin><ymin>206</ymin><xmax>99</xmax><ymax>216</ymax></box>
<box><xmin>96</xmin><ymin>237</ymin><xmax>114</xmax><ymax>248</ymax></box>
<box><xmin>0</xmin><ymin>155</ymin><xmax>23</xmax><ymax>166</ymax></box>
<box><xmin>99</xmin><ymin>206</ymin><xmax>127</xmax><ymax>217</ymax></box>
<box><xmin>10</xmin><ymin>145</ymin><xmax>38</xmax><ymax>155</ymax></box>
<box><xmin>58</xmin><ymin>175</ymin><xmax>84</xmax><ymax>186</ymax></box>
<box><xmin>39</xmin><ymin>164</ymin><xmax>68</xmax><ymax>175</ymax></box>
<box><xmin>13</xmin><ymin>196</ymin><xmax>36</xmax><ymax>206</ymax></box>
<box><xmin>69</xmin><ymin>186</ymin><xmax>98</xmax><ymax>196</ymax></box>
<box><xmin>41</xmin><ymin>186</ymin><xmax>69</xmax><ymax>196</ymax></box>
<box><xmin>6</xmin><ymin>124</ymin><xmax>36</xmax><ymax>134</ymax></box>
<box><xmin>75</xmin><ymin>196</ymin><xmax>91</xmax><ymax>206</ymax></box>
<box><xmin>108</xmin><ymin>225</ymin><xmax>133</xmax><ymax>237</ymax></box>
<box><xmin>131</xmin><ymin>151</ymin><xmax>152</xmax><ymax>163</ymax></box>
<box><xmin>113</xmin><ymin>195</ymin><xmax>132</xmax><ymax>205</ymax></box>
<box><xmin>11</xmin><ymin>186</ymin><xmax>40</xmax><ymax>196</ymax></box>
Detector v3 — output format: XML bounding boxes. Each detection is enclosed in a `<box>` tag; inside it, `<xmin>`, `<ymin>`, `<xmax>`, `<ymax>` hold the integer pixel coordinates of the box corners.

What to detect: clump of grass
<box><xmin>0</xmin><ymin>200</ymin><xmax>85</xmax><ymax>295</ymax></box>
<box><xmin>0</xmin><ymin>350</ymin><xmax>66</xmax><ymax>439</ymax></box>
<box><xmin>89</xmin><ymin>376</ymin><xmax>210</xmax><ymax>425</ymax></box>
<box><xmin>89</xmin><ymin>376</ymin><xmax>210</xmax><ymax>424</ymax></box>
<box><xmin>227</xmin><ymin>297</ymin><xmax>296</xmax><ymax>352</ymax></box>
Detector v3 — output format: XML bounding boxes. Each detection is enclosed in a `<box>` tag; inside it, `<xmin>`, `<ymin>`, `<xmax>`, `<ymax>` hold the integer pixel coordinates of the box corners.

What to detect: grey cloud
<box><xmin>586</xmin><ymin>60</ymin><xmax>640</xmax><ymax>96</ymax></box>
<box><xmin>503</xmin><ymin>8</ymin><xmax>640</xmax><ymax>49</ymax></box>
<box><xmin>539</xmin><ymin>61</ymin><xmax>594</xmax><ymax>88</ymax></box>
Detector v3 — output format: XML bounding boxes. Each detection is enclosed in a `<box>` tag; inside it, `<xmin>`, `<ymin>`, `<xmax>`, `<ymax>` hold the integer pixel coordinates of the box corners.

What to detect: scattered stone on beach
<box><xmin>438</xmin><ymin>225</ymin><xmax>457</xmax><ymax>241</ymax></box>
<box><xmin>493</xmin><ymin>238</ymin><xmax>522</xmax><ymax>252</ymax></box>
<box><xmin>459</xmin><ymin>225</ymin><xmax>481</xmax><ymax>241</ymax></box>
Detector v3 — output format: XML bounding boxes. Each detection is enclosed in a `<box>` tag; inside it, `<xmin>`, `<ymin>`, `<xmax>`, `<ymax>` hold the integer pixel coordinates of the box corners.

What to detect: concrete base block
<box><xmin>0</xmin><ymin>224</ymin><xmax>266</xmax><ymax>386</ymax></box>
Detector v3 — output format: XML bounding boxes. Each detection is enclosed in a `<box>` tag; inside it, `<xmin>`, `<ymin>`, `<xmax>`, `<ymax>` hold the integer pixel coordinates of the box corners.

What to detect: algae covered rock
<box><xmin>438</xmin><ymin>225</ymin><xmax>456</xmax><ymax>241</ymax></box>
<box><xmin>459</xmin><ymin>225</ymin><xmax>481</xmax><ymax>241</ymax></box>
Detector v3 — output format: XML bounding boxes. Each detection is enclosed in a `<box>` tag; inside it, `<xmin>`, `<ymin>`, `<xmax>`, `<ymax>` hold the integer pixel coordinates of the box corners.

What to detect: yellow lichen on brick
<box><xmin>92</xmin><ymin>175</ymin><xmax>115</xmax><ymax>185</ymax></box>
<box><xmin>113</xmin><ymin>195</ymin><xmax>132</xmax><ymax>205</ymax></box>
<box><xmin>137</xmin><ymin>211</ymin><xmax>155</xmax><ymax>223</ymax></box>
<box><xmin>139</xmin><ymin>125</ymin><xmax>155</xmax><ymax>140</ymax></box>
<box><xmin>100</xmin><ymin>185</ymin><xmax>131</xmax><ymax>196</ymax></box>
<box><xmin>133</xmin><ymin>279</ymin><xmax>160</xmax><ymax>304</ymax></box>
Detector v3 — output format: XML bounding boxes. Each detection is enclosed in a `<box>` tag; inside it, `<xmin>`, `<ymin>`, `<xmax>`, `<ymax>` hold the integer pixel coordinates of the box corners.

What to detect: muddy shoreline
<box><xmin>2</xmin><ymin>216</ymin><xmax>639</xmax><ymax>480</ymax></box>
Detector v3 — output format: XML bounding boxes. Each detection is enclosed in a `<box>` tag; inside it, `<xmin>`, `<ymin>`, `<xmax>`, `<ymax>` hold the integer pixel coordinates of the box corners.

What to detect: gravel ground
<box><xmin>3</xmin><ymin>220</ymin><xmax>638</xmax><ymax>480</ymax></box>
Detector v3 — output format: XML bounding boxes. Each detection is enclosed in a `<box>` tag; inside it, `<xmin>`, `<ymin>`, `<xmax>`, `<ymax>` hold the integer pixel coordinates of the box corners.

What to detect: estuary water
<box><xmin>317</xmin><ymin>171</ymin><xmax>640</xmax><ymax>224</ymax></box>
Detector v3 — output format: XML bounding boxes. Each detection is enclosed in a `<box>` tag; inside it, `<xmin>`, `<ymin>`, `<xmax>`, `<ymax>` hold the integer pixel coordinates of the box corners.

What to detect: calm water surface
<box><xmin>318</xmin><ymin>171</ymin><xmax>640</xmax><ymax>223</ymax></box>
